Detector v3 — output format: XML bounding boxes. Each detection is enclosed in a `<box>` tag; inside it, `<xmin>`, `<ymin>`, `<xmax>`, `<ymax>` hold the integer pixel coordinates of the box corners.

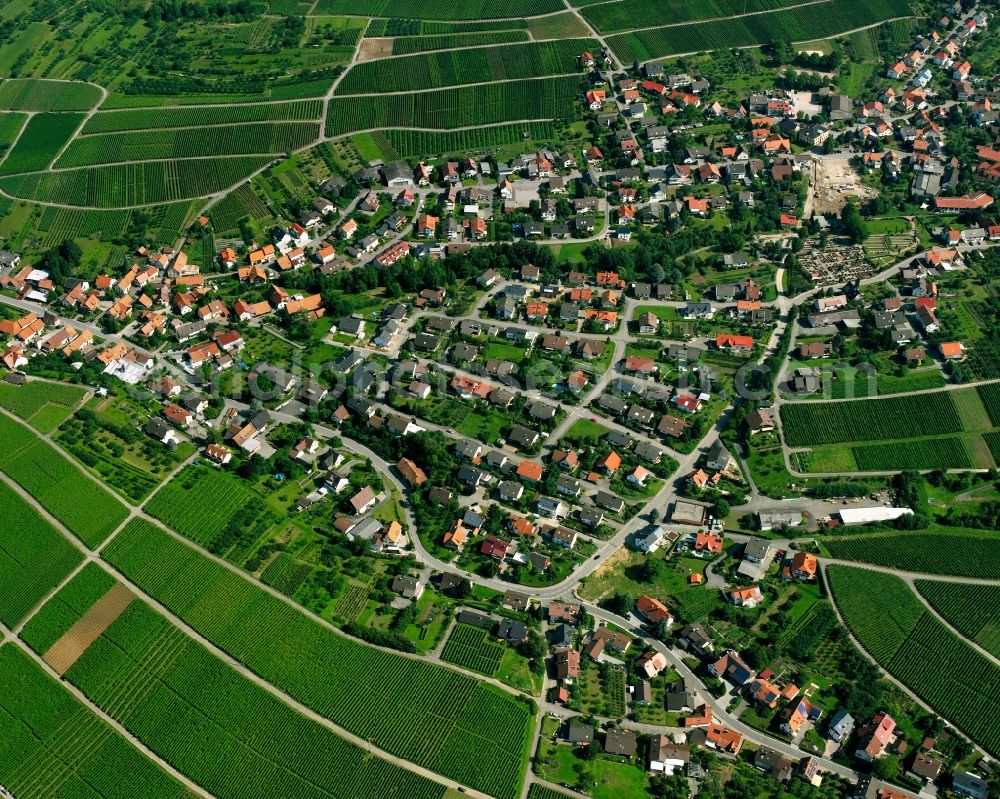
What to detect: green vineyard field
<box><xmin>822</xmin><ymin>531</ymin><xmax>1000</xmax><ymax>579</ymax></box>
<box><xmin>145</xmin><ymin>465</ymin><xmax>276</xmax><ymax>553</ymax></box>
<box><xmin>83</xmin><ymin>100</ymin><xmax>323</xmax><ymax>133</ymax></box>
<box><xmin>0</xmin><ymin>481</ymin><xmax>80</xmax><ymax>627</ymax></box>
<box><xmin>850</xmin><ymin>436</ymin><xmax>974</xmax><ymax>471</ymax></box>
<box><xmin>0</xmin><ymin>645</ymin><xmax>195</xmax><ymax>799</ymax></box>
<box><xmin>0</xmin><ymin>113</ymin><xmax>84</xmax><ymax>175</ymax></box>
<box><xmin>21</xmin><ymin>564</ymin><xmax>118</xmax><ymax>655</ymax></box>
<box><xmin>828</xmin><ymin>566</ymin><xmax>1000</xmax><ymax>756</ymax></box>
<box><xmin>0</xmin><ymin>156</ymin><xmax>272</xmax><ymax>207</ymax></box>
<box><xmin>0</xmin><ymin>78</ymin><xmax>104</xmax><ymax>111</ymax></box>
<box><xmin>441</xmin><ymin>624</ymin><xmax>507</xmax><ymax>675</ymax></box>
<box><xmin>0</xmin><ymin>414</ymin><xmax>128</xmax><ymax>547</ymax></box>
<box><xmin>606</xmin><ymin>0</ymin><xmax>912</xmax><ymax>62</ymax></box>
<box><xmin>67</xmin><ymin>600</ymin><xmax>448</xmax><ymax>799</ymax></box>
<box><xmin>57</xmin><ymin>122</ymin><xmax>319</xmax><ymax>168</ymax></box>
<box><xmin>914</xmin><ymin>581</ymin><xmax>1000</xmax><ymax>659</ymax></box>
<box><xmin>0</xmin><ymin>380</ymin><xmax>86</xmax><ymax>433</ymax></box>
<box><xmin>366</xmin><ymin>18</ymin><xmax>529</xmax><ymax>35</ymax></box>
<box><xmin>336</xmin><ymin>39</ymin><xmax>594</xmax><ymax>93</ymax></box>
<box><xmin>103</xmin><ymin>521</ymin><xmax>534</xmax><ymax>799</ymax></box>
<box><xmin>781</xmin><ymin>391</ymin><xmax>964</xmax><ymax>447</ymax></box>
<box><xmin>582</xmin><ymin>0</ymin><xmax>806</xmax><ymax>34</ymax></box>
<box><xmin>317</xmin><ymin>0</ymin><xmax>561</xmax><ymax>20</ymax></box>
<box><xmin>327</xmin><ymin>77</ymin><xmax>579</xmax><ymax>136</ymax></box>
<box><xmin>384</xmin><ymin>122</ymin><xmax>558</xmax><ymax>157</ymax></box>
<box><xmin>392</xmin><ymin>30</ymin><xmax>529</xmax><ymax>54</ymax></box>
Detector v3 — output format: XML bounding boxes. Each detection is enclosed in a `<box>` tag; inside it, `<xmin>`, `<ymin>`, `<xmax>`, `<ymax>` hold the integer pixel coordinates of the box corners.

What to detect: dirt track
<box><xmin>44</xmin><ymin>583</ymin><xmax>135</xmax><ymax>674</ymax></box>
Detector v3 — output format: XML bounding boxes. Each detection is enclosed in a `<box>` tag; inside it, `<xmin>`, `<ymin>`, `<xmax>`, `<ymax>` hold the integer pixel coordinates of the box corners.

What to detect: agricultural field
<box><xmin>781</xmin><ymin>391</ymin><xmax>967</xmax><ymax>447</ymax></box>
<box><xmin>0</xmin><ymin>414</ymin><xmax>128</xmax><ymax>548</ymax></box>
<box><xmin>317</xmin><ymin>0</ymin><xmax>562</xmax><ymax>19</ymax></box>
<box><xmin>977</xmin><ymin>382</ymin><xmax>1000</xmax><ymax>426</ymax></box>
<box><xmin>441</xmin><ymin>623</ymin><xmax>507</xmax><ymax>674</ymax></box>
<box><xmin>383</xmin><ymin>122</ymin><xmax>558</xmax><ymax>158</ymax></box>
<box><xmin>65</xmin><ymin>600</ymin><xmax>449</xmax><ymax>799</ymax></box>
<box><xmin>30</xmin><ymin>200</ymin><xmax>198</xmax><ymax>250</ymax></box>
<box><xmin>581</xmin><ymin>0</ymin><xmax>806</xmax><ymax>34</ymax></box>
<box><xmin>782</xmin><ymin>387</ymin><xmax>1000</xmax><ymax>472</ymax></box>
<box><xmin>336</xmin><ymin>40</ymin><xmax>594</xmax><ymax>93</ymax></box>
<box><xmin>0</xmin><ymin>156</ymin><xmax>273</xmax><ymax>207</ymax></box>
<box><xmin>0</xmin><ymin>78</ymin><xmax>104</xmax><ymax>111</ymax></box>
<box><xmin>57</xmin><ymin>122</ymin><xmax>321</xmax><ymax>168</ymax></box>
<box><xmin>208</xmin><ymin>183</ymin><xmax>276</xmax><ymax>233</ymax></box>
<box><xmin>366</xmin><ymin>19</ymin><xmax>530</xmax><ymax>35</ymax></box>
<box><xmin>145</xmin><ymin>465</ymin><xmax>276</xmax><ymax>554</ymax></box>
<box><xmin>828</xmin><ymin>566</ymin><xmax>1000</xmax><ymax>757</ymax></box>
<box><xmin>606</xmin><ymin>0</ymin><xmax>913</xmax><ymax>62</ymax></box>
<box><xmin>0</xmin><ymin>379</ymin><xmax>87</xmax><ymax>433</ymax></box>
<box><xmin>0</xmin><ymin>112</ymin><xmax>84</xmax><ymax>175</ymax></box>
<box><xmin>0</xmin><ymin>111</ymin><xmax>26</xmax><ymax>150</ymax></box>
<box><xmin>83</xmin><ymin>100</ymin><xmax>324</xmax><ymax>134</ymax></box>
<box><xmin>914</xmin><ymin>581</ymin><xmax>1000</xmax><ymax>658</ymax></box>
<box><xmin>21</xmin><ymin>563</ymin><xmax>117</xmax><ymax>656</ymax></box>
<box><xmin>821</xmin><ymin>530</ymin><xmax>1000</xmax><ymax>579</ymax></box>
<box><xmin>528</xmin><ymin>787</ymin><xmax>573</xmax><ymax>799</ymax></box>
<box><xmin>0</xmin><ymin>481</ymin><xmax>81</xmax><ymax>627</ymax></box>
<box><xmin>391</xmin><ymin>31</ymin><xmax>529</xmax><ymax>54</ymax></box>
<box><xmin>326</xmin><ymin>77</ymin><xmax>580</xmax><ymax>137</ymax></box>
<box><xmin>845</xmin><ymin>437</ymin><xmax>976</xmax><ymax>471</ymax></box>
<box><xmin>103</xmin><ymin>521</ymin><xmax>535</xmax><ymax>799</ymax></box>
<box><xmin>0</xmin><ymin>645</ymin><xmax>198</xmax><ymax>799</ymax></box>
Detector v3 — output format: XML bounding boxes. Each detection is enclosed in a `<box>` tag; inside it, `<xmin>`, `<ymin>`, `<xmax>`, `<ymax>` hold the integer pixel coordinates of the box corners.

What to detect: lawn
<box><xmin>592</xmin><ymin>759</ymin><xmax>648</xmax><ymax>799</ymax></box>
<box><xmin>564</xmin><ymin>417</ymin><xmax>612</xmax><ymax>443</ymax></box>
<box><xmin>480</xmin><ymin>341</ymin><xmax>527</xmax><ymax>362</ymax></box>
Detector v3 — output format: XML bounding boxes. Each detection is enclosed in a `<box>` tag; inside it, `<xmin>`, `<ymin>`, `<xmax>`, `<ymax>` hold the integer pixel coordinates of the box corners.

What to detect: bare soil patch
<box><xmin>45</xmin><ymin>582</ymin><xmax>135</xmax><ymax>675</ymax></box>
<box><xmin>357</xmin><ymin>38</ymin><xmax>393</xmax><ymax>62</ymax></box>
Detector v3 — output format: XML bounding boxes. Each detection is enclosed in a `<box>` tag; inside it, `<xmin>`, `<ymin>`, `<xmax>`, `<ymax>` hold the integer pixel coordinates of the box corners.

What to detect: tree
<box><xmin>841</xmin><ymin>200</ymin><xmax>868</xmax><ymax>244</ymax></box>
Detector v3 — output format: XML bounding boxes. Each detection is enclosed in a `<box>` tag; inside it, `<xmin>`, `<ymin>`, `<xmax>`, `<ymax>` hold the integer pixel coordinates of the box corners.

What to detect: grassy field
<box><xmin>0</xmin><ymin>480</ymin><xmax>81</xmax><ymax>627</ymax></box>
<box><xmin>65</xmin><ymin>599</ymin><xmax>449</xmax><ymax>799</ymax></box>
<box><xmin>913</xmin><ymin>580</ymin><xmax>1000</xmax><ymax>659</ymax></box>
<box><xmin>0</xmin><ymin>380</ymin><xmax>87</xmax><ymax>433</ymax></box>
<box><xmin>828</xmin><ymin>565</ymin><xmax>1000</xmax><ymax>756</ymax></box>
<box><xmin>0</xmin><ymin>644</ymin><xmax>197</xmax><ymax>799</ymax></box>
<box><xmin>103</xmin><ymin>520</ymin><xmax>535</xmax><ymax>799</ymax></box>
<box><xmin>0</xmin><ymin>413</ymin><xmax>128</xmax><ymax>547</ymax></box>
